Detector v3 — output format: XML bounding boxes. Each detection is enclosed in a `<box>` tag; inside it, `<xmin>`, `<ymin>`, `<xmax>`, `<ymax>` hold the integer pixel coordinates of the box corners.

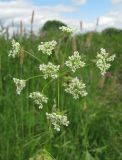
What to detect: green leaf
<box><xmin>82</xmin><ymin>151</ymin><xmax>95</xmax><ymax>160</ymax></box>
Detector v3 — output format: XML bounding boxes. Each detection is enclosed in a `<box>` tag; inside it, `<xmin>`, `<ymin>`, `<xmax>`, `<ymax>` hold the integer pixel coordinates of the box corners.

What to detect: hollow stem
<box><xmin>42</xmin><ymin>79</ymin><xmax>55</xmax><ymax>93</ymax></box>
<box><xmin>58</xmin><ymin>78</ymin><xmax>60</xmax><ymax>108</ymax></box>
<box><xmin>23</xmin><ymin>50</ymin><xmax>42</xmax><ymax>63</ymax></box>
<box><xmin>26</xmin><ymin>75</ymin><xmax>43</xmax><ymax>81</ymax></box>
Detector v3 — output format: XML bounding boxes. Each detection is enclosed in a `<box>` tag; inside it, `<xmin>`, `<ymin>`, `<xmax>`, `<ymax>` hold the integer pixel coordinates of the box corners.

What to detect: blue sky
<box><xmin>32</xmin><ymin>0</ymin><xmax>112</xmax><ymax>20</ymax></box>
<box><xmin>0</xmin><ymin>0</ymin><xmax>122</xmax><ymax>33</ymax></box>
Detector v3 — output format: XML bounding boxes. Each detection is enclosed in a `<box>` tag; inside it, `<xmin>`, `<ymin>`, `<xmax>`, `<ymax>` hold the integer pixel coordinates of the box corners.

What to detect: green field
<box><xmin>0</xmin><ymin>22</ymin><xmax>122</xmax><ymax>160</ymax></box>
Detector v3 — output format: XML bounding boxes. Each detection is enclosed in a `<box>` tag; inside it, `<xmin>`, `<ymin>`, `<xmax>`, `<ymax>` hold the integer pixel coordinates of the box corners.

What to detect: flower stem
<box><xmin>85</xmin><ymin>62</ymin><xmax>94</xmax><ymax>67</ymax></box>
<box><xmin>42</xmin><ymin>79</ymin><xmax>55</xmax><ymax>93</ymax></box>
<box><xmin>23</xmin><ymin>50</ymin><xmax>42</xmax><ymax>63</ymax></box>
<box><xmin>58</xmin><ymin>78</ymin><xmax>60</xmax><ymax>108</ymax></box>
<box><xmin>26</xmin><ymin>75</ymin><xmax>43</xmax><ymax>81</ymax></box>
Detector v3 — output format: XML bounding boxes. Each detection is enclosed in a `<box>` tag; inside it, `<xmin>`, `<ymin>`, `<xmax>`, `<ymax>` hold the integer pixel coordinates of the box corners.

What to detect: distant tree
<box><xmin>41</xmin><ymin>20</ymin><xmax>67</xmax><ymax>32</ymax></box>
<box><xmin>102</xmin><ymin>28</ymin><xmax>122</xmax><ymax>36</ymax></box>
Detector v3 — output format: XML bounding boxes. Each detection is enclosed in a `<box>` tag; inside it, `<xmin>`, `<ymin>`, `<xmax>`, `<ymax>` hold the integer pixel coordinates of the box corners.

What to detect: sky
<box><xmin>0</xmin><ymin>0</ymin><xmax>122</xmax><ymax>34</ymax></box>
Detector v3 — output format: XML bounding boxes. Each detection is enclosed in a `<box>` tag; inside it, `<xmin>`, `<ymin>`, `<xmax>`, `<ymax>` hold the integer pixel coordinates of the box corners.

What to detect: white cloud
<box><xmin>0</xmin><ymin>0</ymin><xmax>95</xmax><ymax>35</ymax></box>
<box><xmin>72</xmin><ymin>0</ymin><xmax>87</xmax><ymax>5</ymax></box>
<box><xmin>1</xmin><ymin>0</ymin><xmax>122</xmax><ymax>37</ymax></box>
<box><xmin>0</xmin><ymin>0</ymin><xmax>78</xmax><ymax>35</ymax></box>
<box><xmin>98</xmin><ymin>1</ymin><xmax>122</xmax><ymax>30</ymax></box>
<box><xmin>0</xmin><ymin>1</ymin><xmax>75</xmax><ymax>19</ymax></box>
<box><xmin>99</xmin><ymin>16</ymin><xmax>115</xmax><ymax>26</ymax></box>
<box><xmin>0</xmin><ymin>0</ymin><xmax>94</xmax><ymax>34</ymax></box>
<box><xmin>111</xmin><ymin>0</ymin><xmax>122</xmax><ymax>4</ymax></box>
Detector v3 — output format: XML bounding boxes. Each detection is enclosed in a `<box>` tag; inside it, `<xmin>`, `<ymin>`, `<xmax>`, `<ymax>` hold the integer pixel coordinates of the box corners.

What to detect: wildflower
<box><xmin>59</xmin><ymin>26</ymin><xmax>75</xmax><ymax>34</ymax></box>
<box><xmin>39</xmin><ymin>62</ymin><xmax>60</xmax><ymax>79</ymax></box>
<box><xmin>13</xmin><ymin>78</ymin><xmax>26</xmax><ymax>95</ymax></box>
<box><xmin>65</xmin><ymin>51</ymin><xmax>85</xmax><ymax>72</ymax></box>
<box><xmin>38</xmin><ymin>40</ymin><xmax>57</xmax><ymax>56</ymax></box>
<box><xmin>64</xmin><ymin>77</ymin><xmax>87</xmax><ymax>99</ymax></box>
<box><xmin>96</xmin><ymin>48</ymin><xmax>116</xmax><ymax>76</ymax></box>
<box><xmin>29</xmin><ymin>92</ymin><xmax>48</xmax><ymax>109</ymax></box>
<box><xmin>46</xmin><ymin>112</ymin><xmax>69</xmax><ymax>131</ymax></box>
<box><xmin>8</xmin><ymin>39</ymin><xmax>20</xmax><ymax>58</ymax></box>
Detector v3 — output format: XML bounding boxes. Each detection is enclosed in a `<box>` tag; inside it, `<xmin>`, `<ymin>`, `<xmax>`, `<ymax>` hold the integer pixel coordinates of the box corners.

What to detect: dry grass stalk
<box><xmin>19</xmin><ymin>47</ymin><xmax>24</xmax><ymax>67</ymax></box>
<box><xmin>80</xmin><ymin>20</ymin><xmax>83</xmax><ymax>32</ymax></box>
<box><xmin>72</xmin><ymin>36</ymin><xmax>77</xmax><ymax>52</ymax></box>
<box><xmin>6</xmin><ymin>26</ymin><xmax>9</xmax><ymax>40</ymax></box>
<box><xmin>20</xmin><ymin>20</ymin><xmax>23</xmax><ymax>37</ymax></box>
<box><xmin>30</xmin><ymin>10</ymin><xmax>35</xmax><ymax>38</ymax></box>
<box><xmin>31</xmin><ymin>10</ymin><xmax>35</xmax><ymax>25</ymax></box>
<box><xmin>86</xmin><ymin>32</ymin><xmax>92</xmax><ymax>48</ymax></box>
<box><xmin>95</xmin><ymin>17</ymin><xmax>99</xmax><ymax>31</ymax></box>
<box><xmin>98</xmin><ymin>76</ymin><xmax>106</xmax><ymax>89</ymax></box>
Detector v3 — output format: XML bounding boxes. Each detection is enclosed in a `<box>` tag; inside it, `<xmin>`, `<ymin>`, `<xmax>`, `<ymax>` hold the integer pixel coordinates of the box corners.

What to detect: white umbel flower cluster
<box><xmin>39</xmin><ymin>62</ymin><xmax>60</xmax><ymax>79</ymax></box>
<box><xmin>8</xmin><ymin>39</ymin><xmax>20</xmax><ymax>58</ymax></box>
<box><xmin>46</xmin><ymin>112</ymin><xmax>69</xmax><ymax>131</ymax></box>
<box><xmin>64</xmin><ymin>77</ymin><xmax>87</xmax><ymax>99</ymax></box>
<box><xmin>38</xmin><ymin>40</ymin><xmax>57</xmax><ymax>56</ymax></box>
<box><xmin>29</xmin><ymin>92</ymin><xmax>48</xmax><ymax>109</ymax></box>
<box><xmin>13</xmin><ymin>78</ymin><xmax>26</xmax><ymax>95</ymax></box>
<box><xmin>96</xmin><ymin>48</ymin><xmax>116</xmax><ymax>76</ymax></box>
<box><xmin>59</xmin><ymin>26</ymin><xmax>75</xmax><ymax>34</ymax></box>
<box><xmin>65</xmin><ymin>51</ymin><xmax>85</xmax><ymax>72</ymax></box>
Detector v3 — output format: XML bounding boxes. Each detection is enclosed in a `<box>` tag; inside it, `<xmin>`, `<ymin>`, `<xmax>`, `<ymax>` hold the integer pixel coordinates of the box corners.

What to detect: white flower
<box><xmin>46</xmin><ymin>112</ymin><xmax>69</xmax><ymax>132</ymax></box>
<box><xmin>59</xmin><ymin>26</ymin><xmax>75</xmax><ymax>34</ymax></box>
<box><xmin>29</xmin><ymin>92</ymin><xmax>48</xmax><ymax>109</ymax></box>
<box><xmin>65</xmin><ymin>51</ymin><xmax>85</xmax><ymax>72</ymax></box>
<box><xmin>13</xmin><ymin>78</ymin><xmax>26</xmax><ymax>95</ymax></box>
<box><xmin>8</xmin><ymin>39</ymin><xmax>20</xmax><ymax>58</ymax></box>
<box><xmin>96</xmin><ymin>48</ymin><xmax>116</xmax><ymax>76</ymax></box>
<box><xmin>64</xmin><ymin>77</ymin><xmax>87</xmax><ymax>99</ymax></box>
<box><xmin>39</xmin><ymin>62</ymin><xmax>60</xmax><ymax>79</ymax></box>
<box><xmin>38</xmin><ymin>40</ymin><xmax>57</xmax><ymax>56</ymax></box>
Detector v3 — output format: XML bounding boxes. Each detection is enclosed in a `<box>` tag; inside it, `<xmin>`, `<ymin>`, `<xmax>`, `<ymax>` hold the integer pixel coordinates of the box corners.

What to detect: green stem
<box><xmin>42</xmin><ymin>79</ymin><xmax>55</xmax><ymax>93</ymax></box>
<box><xmin>26</xmin><ymin>75</ymin><xmax>43</xmax><ymax>81</ymax></box>
<box><xmin>23</xmin><ymin>50</ymin><xmax>42</xmax><ymax>63</ymax></box>
<box><xmin>40</xmin><ymin>69</ymin><xmax>67</xmax><ymax>95</ymax></box>
<box><xmin>85</xmin><ymin>63</ymin><xmax>93</xmax><ymax>67</ymax></box>
<box><xmin>58</xmin><ymin>78</ymin><xmax>60</xmax><ymax>108</ymax></box>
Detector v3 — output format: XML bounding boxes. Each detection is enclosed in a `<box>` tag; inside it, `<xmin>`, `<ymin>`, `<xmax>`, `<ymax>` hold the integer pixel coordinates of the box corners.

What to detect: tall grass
<box><xmin>0</xmin><ymin>26</ymin><xmax>122</xmax><ymax>160</ymax></box>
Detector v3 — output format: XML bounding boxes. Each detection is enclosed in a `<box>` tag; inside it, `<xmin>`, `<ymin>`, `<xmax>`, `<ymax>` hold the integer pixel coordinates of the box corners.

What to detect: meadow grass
<box><xmin>0</xmin><ymin>27</ymin><xmax>122</xmax><ymax>160</ymax></box>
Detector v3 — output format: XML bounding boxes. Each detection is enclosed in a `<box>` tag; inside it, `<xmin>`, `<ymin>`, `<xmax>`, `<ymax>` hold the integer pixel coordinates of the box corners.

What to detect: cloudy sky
<box><xmin>0</xmin><ymin>0</ymin><xmax>122</xmax><ymax>33</ymax></box>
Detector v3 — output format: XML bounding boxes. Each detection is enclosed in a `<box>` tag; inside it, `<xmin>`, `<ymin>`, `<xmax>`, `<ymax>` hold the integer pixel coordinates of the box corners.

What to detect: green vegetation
<box><xmin>41</xmin><ymin>20</ymin><xmax>66</xmax><ymax>32</ymax></box>
<box><xmin>0</xmin><ymin>21</ymin><xmax>122</xmax><ymax>160</ymax></box>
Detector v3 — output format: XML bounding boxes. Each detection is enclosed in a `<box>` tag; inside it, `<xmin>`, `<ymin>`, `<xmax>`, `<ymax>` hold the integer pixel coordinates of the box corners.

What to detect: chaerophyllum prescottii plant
<box><xmin>8</xmin><ymin>25</ymin><xmax>116</xmax><ymax>132</ymax></box>
<box><xmin>96</xmin><ymin>48</ymin><xmax>116</xmax><ymax>76</ymax></box>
